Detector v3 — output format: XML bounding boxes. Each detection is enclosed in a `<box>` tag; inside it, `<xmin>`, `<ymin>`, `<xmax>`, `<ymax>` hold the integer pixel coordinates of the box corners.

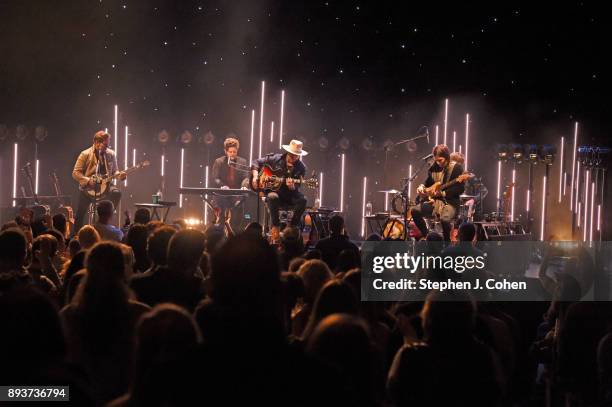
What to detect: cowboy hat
<box><xmin>282</xmin><ymin>139</ymin><xmax>308</xmax><ymax>156</ymax></box>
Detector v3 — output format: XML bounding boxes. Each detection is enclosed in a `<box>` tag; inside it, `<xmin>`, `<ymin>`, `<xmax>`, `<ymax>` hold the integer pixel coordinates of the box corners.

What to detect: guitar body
<box><xmin>251</xmin><ymin>164</ymin><xmax>319</xmax><ymax>192</ymax></box>
<box><xmin>84</xmin><ymin>177</ymin><xmax>111</xmax><ymax>199</ymax></box>
<box><xmin>81</xmin><ymin>160</ymin><xmax>150</xmax><ymax>200</ymax></box>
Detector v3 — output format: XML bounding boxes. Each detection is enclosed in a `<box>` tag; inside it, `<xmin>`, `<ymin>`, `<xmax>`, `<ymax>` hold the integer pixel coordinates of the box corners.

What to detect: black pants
<box><xmin>266</xmin><ymin>191</ymin><xmax>307</xmax><ymax>228</ymax></box>
<box><xmin>74</xmin><ymin>187</ymin><xmax>121</xmax><ymax>231</ymax></box>
<box><xmin>410</xmin><ymin>201</ymin><xmax>457</xmax><ymax>241</ymax></box>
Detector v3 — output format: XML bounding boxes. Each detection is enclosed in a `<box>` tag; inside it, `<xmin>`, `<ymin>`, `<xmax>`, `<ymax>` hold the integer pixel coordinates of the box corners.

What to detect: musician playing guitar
<box><xmin>72</xmin><ymin>130</ymin><xmax>126</xmax><ymax>230</ymax></box>
<box><xmin>251</xmin><ymin>139</ymin><xmax>308</xmax><ymax>242</ymax></box>
<box><xmin>411</xmin><ymin>144</ymin><xmax>465</xmax><ymax>241</ymax></box>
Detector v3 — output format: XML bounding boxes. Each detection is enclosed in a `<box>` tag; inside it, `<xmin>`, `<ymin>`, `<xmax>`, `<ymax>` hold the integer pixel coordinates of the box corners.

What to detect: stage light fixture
<box><xmin>318</xmin><ymin>137</ymin><xmax>329</xmax><ymax>150</ymax></box>
<box><xmin>361</xmin><ymin>137</ymin><xmax>374</xmax><ymax>151</ymax></box>
<box><xmin>180</xmin><ymin>131</ymin><xmax>194</xmax><ymax>144</ymax></box>
<box><xmin>509</xmin><ymin>143</ymin><xmax>523</xmax><ymax>162</ymax></box>
<box><xmin>34</xmin><ymin>126</ymin><xmax>48</xmax><ymax>142</ymax></box>
<box><xmin>157</xmin><ymin>130</ymin><xmax>170</xmax><ymax>144</ymax></box>
<box><xmin>338</xmin><ymin>137</ymin><xmax>350</xmax><ymax>151</ymax></box>
<box><xmin>524</xmin><ymin>144</ymin><xmax>538</xmax><ymax>162</ymax></box>
<box><xmin>538</xmin><ymin>144</ymin><xmax>556</xmax><ymax>165</ymax></box>
<box><xmin>15</xmin><ymin>125</ymin><xmax>28</xmax><ymax>141</ymax></box>
<box><xmin>495</xmin><ymin>144</ymin><xmax>509</xmax><ymax>160</ymax></box>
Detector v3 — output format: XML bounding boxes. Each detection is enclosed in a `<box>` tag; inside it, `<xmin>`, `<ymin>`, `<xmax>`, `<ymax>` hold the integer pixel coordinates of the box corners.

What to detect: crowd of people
<box><xmin>1</xmin><ymin>201</ymin><xmax>612</xmax><ymax>406</ymax></box>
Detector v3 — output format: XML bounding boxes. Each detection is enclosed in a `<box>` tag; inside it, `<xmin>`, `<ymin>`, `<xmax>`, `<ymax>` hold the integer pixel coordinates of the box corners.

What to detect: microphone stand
<box><xmin>383</xmin><ymin>133</ymin><xmax>429</xmax><ymax>192</ymax></box>
<box><xmin>401</xmin><ymin>155</ymin><xmax>432</xmax><ymax>240</ymax></box>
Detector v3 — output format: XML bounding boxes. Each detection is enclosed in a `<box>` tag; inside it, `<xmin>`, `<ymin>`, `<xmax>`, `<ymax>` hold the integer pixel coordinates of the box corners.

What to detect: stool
<box><xmin>86</xmin><ymin>202</ymin><xmax>97</xmax><ymax>225</ymax></box>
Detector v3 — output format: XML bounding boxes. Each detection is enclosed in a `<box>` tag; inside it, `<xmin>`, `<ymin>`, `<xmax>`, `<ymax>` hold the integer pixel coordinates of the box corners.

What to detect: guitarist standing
<box><xmin>411</xmin><ymin>144</ymin><xmax>464</xmax><ymax>241</ymax></box>
<box><xmin>72</xmin><ymin>131</ymin><xmax>126</xmax><ymax>230</ymax></box>
<box><xmin>251</xmin><ymin>139</ymin><xmax>308</xmax><ymax>241</ymax></box>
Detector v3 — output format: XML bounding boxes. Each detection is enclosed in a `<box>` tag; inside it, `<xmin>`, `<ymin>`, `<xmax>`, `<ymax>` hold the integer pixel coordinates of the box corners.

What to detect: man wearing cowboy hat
<box><xmin>251</xmin><ymin>139</ymin><xmax>308</xmax><ymax>241</ymax></box>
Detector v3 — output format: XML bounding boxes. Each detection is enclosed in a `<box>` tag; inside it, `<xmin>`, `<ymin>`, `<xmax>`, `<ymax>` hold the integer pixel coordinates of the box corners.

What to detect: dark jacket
<box><xmin>252</xmin><ymin>153</ymin><xmax>306</xmax><ymax>196</ymax></box>
<box><xmin>314</xmin><ymin>234</ymin><xmax>361</xmax><ymax>271</ymax></box>
<box><xmin>211</xmin><ymin>155</ymin><xmax>248</xmax><ymax>189</ymax></box>
<box><xmin>423</xmin><ymin>162</ymin><xmax>465</xmax><ymax>207</ymax></box>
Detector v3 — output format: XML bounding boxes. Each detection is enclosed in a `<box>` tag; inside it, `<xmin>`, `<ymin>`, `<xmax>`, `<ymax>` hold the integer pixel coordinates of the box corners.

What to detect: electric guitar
<box><xmin>417</xmin><ymin>172</ymin><xmax>474</xmax><ymax>202</ymax></box>
<box><xmin>84</xmin><ymin>160</ymin><xmax>150</xmax><ymax>199</ymax></box>
<box><xmin>251</xmin><ymin>164</ymin><xmax>319</xmax><ymax>192</ymax></box>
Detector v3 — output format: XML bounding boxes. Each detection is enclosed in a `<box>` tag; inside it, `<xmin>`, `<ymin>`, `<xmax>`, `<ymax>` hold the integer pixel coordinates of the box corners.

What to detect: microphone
<box><xmin>421</xmin><ymin>153</ymin><xmax>434</xmax><ymax>161</ymax></box>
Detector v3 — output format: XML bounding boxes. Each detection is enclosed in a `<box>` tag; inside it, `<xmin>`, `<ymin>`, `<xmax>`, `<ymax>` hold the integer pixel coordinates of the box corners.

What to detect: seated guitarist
<box><xmin>251</xmin><ymin>139</ymin><xmax>308</xmax><ymax>241</ymax></box>
<box><xmin>411</xmin><ymin>144</ymin><xmax>464</xmax><ymax>241</ymax></box>
<box><xmin>72</xmin><ymin>131</ymin><xmax>126</xmax><ymax>230</ymax></box>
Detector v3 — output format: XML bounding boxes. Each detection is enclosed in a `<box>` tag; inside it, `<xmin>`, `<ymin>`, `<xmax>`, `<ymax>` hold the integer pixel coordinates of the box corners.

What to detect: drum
<box><xmin>382</xmin><ymin>218</ymin><xmax>423</xmax><ymax>240</ymax></box>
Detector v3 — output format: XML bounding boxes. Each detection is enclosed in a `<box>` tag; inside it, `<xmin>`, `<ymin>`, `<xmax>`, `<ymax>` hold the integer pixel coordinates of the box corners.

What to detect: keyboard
<box><xmin>179</xmin><ymin>187</ymin><xmax>257</xmax><ymax>196</ymax></box>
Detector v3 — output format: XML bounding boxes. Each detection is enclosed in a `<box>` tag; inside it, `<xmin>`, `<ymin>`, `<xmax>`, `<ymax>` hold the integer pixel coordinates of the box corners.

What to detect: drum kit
<box><xmin>366</xmin><ymin>189</ymin><xmax>478</xmax><ymax>240</ymax></box>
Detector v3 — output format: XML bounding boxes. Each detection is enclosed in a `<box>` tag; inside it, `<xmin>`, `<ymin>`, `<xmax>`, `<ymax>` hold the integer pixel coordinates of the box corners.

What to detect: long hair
<box><xmin>72</xmin><ymin>242</ymin><xmax>132</xmax><ymax>347</ymax></box>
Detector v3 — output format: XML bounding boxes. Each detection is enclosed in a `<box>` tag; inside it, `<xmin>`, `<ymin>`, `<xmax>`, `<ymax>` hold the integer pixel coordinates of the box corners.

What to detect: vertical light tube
<box><xmin>526</xmin><ymin>189</ymin><xmax>530</xmax><ymax>212</ymax></box>
<box><xmin>464</xmin><ymin>113</ymin><xmax>470</xmax><ymax>170</ymax></box>
<box><xmin>408</xmin><ymin>164</ymin><xmax>413</xmax><ymax>200</ymax></box>
<box><xmin>575</xmin><ymin>161</ymin><xmax>581</xmax><ymax>213</ymax></box>
<box><xmin>161</xmin><ymin>154</ymin><xmax>165</xmax><ymax>177</ymax></box>
<box><xmin>570</xmin><ymin>122</ymin><xmax>578</xmax><ymax>211</ymax></box>
<box><xmin>540</xmin><ymin>176</ymin><xmax>547</xmax><ymax>241</ymax></box>
<box><xmin>384</xmin><ymin>192</ymin><xmax>389</xmax><ymax>212</ymax></box>
<box><xmin>204</xmin><ymin>165</ymin><xmax>209</xmax><ymax>225</ymax></box>
<box><xmin>339</xmin><ymin>154</ymin><xmax>345</xmax><ymax>212</ymax></box>
<box><xmin>590</xmin><ymin>181</ymin><xmax>595</xmax><ymax>241</ymax></box>
<box><xmin>249</xmin><ymin>109</ymin><xmax>255</xmax><ymax>165</ymax></box>
<box><xmin>124</xmin><ymin>126</ymin><xmax>129</xmax><ymax>186</ymax></box>
<box><xmin>319</xmin><ymin>172</ymin><xmax>324</xmax><ymax>207</ymax></box>
<box><xmin>496</xmin><ymin>160</ymin><xmax>502</xmax><ymax>213</ymax></box>
<box><xmin>511</xmin><ymin>168</ymin><xmax>516</xmax><ymax>221</ymax></box>
<box><xmin>577</xmin><ymin>202</ymin><xmax>581</xmax><ymax>227</ymax></box>
<box><xmin>597</xmin><ymin>204</ymin><xmax>601</xmax><ymax>231</ymax></box>
<box><xmin>563</xmin><ymin>172</ymin><xmax>567</xmax><ymax>196</ymax></box>
<box><xmin>270</xmin><ymin>121</ymin><xmax>274</xmax><ymax>143</ymax></box>
<box><xmin>361</xmin><ymin>176</ymin><xmax>367</xmax><ymax>237</ymax></box>
<box><xmin>113</xmin><ymin>105</ymin><xmax>118</xmax><ymax>150</ymax></box>
<box><xmin>12</xmin><ymin>143</ymin><xmax>17</xmax><ymax>207</ymax></box>
<box><xmin>443</xmin><ymin>98</ymin><xmax>448</xmax><ymax>145</ymax></box>
<box><xmin>258</xmin><ymin>81</ymin><xmax>265</xmax><ymax>158</ymax></box>
<box><xmin>435</xmin><ymin>125</ymin><xmax>439</xmax><ymax>145</ymax></box>
<box><xmin>132</xmin><ymin>148</ymin><xmax>136</xmax><ymax>167</ymax></box>
<box><xmin>559</xmin><ymin>136</ymin><xmax>564</xmax><ymax>203</ymax></box>
<box><xmin>179</xmin><ymin>148</ymin><xmax>185</xmax><ymax>208</ymax></box>
<box><xmin>452</xmin><ymin>131</ymin><xmax>456</xmax><ymax>152</ymax></box>
<box><xmin>459</xmin><ymin>145</ymin><xmax>462</xmax><ymax>154</ymax></box>
<box><xmin>583</xmin><ymin>171</ymin><xmax>589</xmax><ymax>241</ymax></box>
<box><xmin>278</xmin><ymin>90</ymin><xmax>285</xmax><ymax>149</ymax></box>
<box><xmin>35</xmin><ymin>159</ymin><xmax>40</xmax><ymax>195</ymax></box>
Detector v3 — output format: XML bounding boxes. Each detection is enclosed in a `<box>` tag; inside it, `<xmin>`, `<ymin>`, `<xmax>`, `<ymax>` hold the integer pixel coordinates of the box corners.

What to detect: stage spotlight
<box><xmin>538</xmin><ymin>144</ymin><xmax>556</xmax><ymax>165</ymax></box>
<box><xmin>495</xmin><ymin>144</ymin><xmax>509</xmax><ymax>160</ymax></box>
<box><xmin>405</xmin><ymin>140</ymin><xmax>417</xmax><ymax>152</ymax></box>
<box><xmin>524</xmin><ymin>144</ymin><xmax>538</xmax><ymax>162</ymax></box>
<box><xmin>361</xmin><ymin>137</ymin><xmax>374</xmax><ymax>151</ymax></box>
<box><xmin>318</xmin><ymin>136</ymin><xmax>329</xmax><ymax>150</ymax></box>
<box><xmin>180</xmin><ymin>131</ymin><xmax>194</xmax><ymax>144</ymax></box>
<box><xmin>15</xmin><ymin>125</ymin><xmax>28</xmax><ymax>141</ymax></box>
<box><xmin>338</xmin><ymin>137</ymin><xmax>350</xmax><ymax>150</ymax></box>
<box><xmin>509</xmin><ymin>143</ymin><xmax>523</xmax><ymax>162</ymax></box>
<box><xmin>203</xmin><ymin>131</ymin><xmax>215</xmax><ymax>145</ymax></box>
<box><xmin>157</xmin><ymin>130</ymin><xmax>170</xmax><ymax>144</ymax></box>
<box><xmin>34</xmin><ymin>126</ymin><xmax>48</xmax><ymax>142</ymax></box>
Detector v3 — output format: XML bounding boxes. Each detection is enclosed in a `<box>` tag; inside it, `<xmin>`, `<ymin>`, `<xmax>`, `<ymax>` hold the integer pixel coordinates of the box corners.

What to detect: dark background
<box><xmin>0</xmin><ymin>0</ymin><xmax>605</xmax><ymax>236</ymax></box>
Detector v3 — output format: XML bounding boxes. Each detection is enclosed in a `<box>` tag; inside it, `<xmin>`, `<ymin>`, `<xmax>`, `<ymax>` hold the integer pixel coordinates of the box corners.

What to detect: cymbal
<box><xmin>460</xmin><ymin>194</ymin><xmax>477</xmax><ymax>199</ymax></box>
<box><xmin>378</xmin><ymin>189</ymin><xmax>400</xmax><ymax>194</ymax></box>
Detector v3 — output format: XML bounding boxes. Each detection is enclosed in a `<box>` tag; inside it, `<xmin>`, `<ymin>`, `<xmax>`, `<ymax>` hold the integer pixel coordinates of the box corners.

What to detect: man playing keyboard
<box><xmin>211</xmin><ymin>136</ymin><xmax>249</xmax><ymax>226</ymax></box>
